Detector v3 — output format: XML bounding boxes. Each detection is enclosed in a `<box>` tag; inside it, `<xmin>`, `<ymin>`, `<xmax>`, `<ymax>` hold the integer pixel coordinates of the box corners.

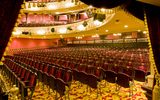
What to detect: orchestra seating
<box><xmin>1</xmin><ymin>44</ymin><xmax>149</xmax><ymax>99</ymax></box>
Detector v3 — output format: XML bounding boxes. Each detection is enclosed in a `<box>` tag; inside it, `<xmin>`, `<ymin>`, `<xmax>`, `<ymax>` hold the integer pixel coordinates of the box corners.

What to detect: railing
<box><xmin>67</xmin><ymin>38</ymin><xmax>148</xmax><ymax>44</ymax></box>
<box><xmin>24</xmin><ymin>0</ymin><xmax>82</xmax><ymax>11</ymax></box>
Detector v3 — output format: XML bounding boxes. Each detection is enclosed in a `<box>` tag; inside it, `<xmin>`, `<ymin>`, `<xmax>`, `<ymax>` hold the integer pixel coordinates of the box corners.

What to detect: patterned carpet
<box><xmin>0</xmin><ymin>71</ymin><xmax>147</xmax><ymax>100</ymax></box>
<box><xmin>30</xmin><ymin>80</ymin><xmax>147</xmax><ymax>100</ymax></box>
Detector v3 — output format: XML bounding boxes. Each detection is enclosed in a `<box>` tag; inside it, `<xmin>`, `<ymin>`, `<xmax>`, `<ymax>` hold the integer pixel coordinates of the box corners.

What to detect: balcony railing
<box><xmin>67</xmin><ymin>38</ymin><xmax>148</xmax><ymax>44</ymax></box>
<box><xmin>24</xmin><ymin>0</ymin><xmax>82</xmax><ymax>11</ymax></box>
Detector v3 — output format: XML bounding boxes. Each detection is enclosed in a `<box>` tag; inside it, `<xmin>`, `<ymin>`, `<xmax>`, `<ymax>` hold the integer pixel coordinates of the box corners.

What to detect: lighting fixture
<box><xmin>76</xmin><ymin>36</ymin><xmax>82</xmax><ymax>39</ymax></box>
<box><xmin>117</xmin><ymin>33</ymin><xmax>122</xmax><ymax>36</ymax></box>
<box><xmin>94</xmin><ymin>20</ymin><xmax>102</xmax><ymax>26</ymax></box>
<box><xmin>47</xmin><ymin>4</ymin><xmax>57</xmax><ymax>9</ymax></box>
<box><xmin>58</xmin><ymin>28</ymin><xmax>67</xmax><ymax>34</ymax></box>
<box><xmin>137</xmin><ymin>30</ymin><xmax>141</xmax><ymax>32</ymax></box>
<box><xmin>92</xmin><ymin>34</ymin><xmax>99</xmax><ymax>38</ymax></box>
<box><xmin>124</xmin><ymin>25</ymin><xmax>128</xmax><ymax>28</ymax></box>
<box><xmin>65</xmin><ymin>2</ymin><xmax>74</xmax><ymax>7</ymax></box>
<box><xmin>12</xmin><ymin>30</ymin><xmax>21</xmax><ymax>35</ymax></box>
<box><xmin>101</xmin><ymin>8</ymin><xmax>105</xmax><ymax>12</ymax></box>
<box><xmin>89</xmin><ymin>5</ymin><xmax>93</xmax><ymax>8</ymax></box>
<box><xmin>77</xmin><ymin>25</ymin><xmax>85</xmax><ymax>31</ymax></box>
<box><xmin>37</xmin><ymin>30</ymin><xmax>45</xmax><ymax>35</ymax></box>
<box><xmin>105</xmin><ymin>30</ymin><xmax>109</xmax><ymax>32</ymax></box>
<box><xmin>143</xmin><ymin>31</ymin><xmax>147</xmax><ymax>34</ymax></box>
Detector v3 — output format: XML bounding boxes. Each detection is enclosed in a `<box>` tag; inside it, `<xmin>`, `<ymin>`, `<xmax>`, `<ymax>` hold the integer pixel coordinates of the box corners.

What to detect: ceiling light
<box><xmin>89</xmin><ymin>5</ymin><xmax>93</xmax><ymax>8</ymax></box>
<box><xmin>143</xmin><ymin>31</ymin><xmax>147</xmax><ymax>34</ymax></box>
<box><xmin>124</xmin><ymin>25</ymin><xmax>128</xmax><ymax>28</ymax></box>
<box><xmin>113</xmin><ymin>34</ymin><xmax>117</xmax><ymax>36</ymax></box>
<box><xmin>137</xmin><ymin>30</ymin><xmax>141</xmax><ymax>32</ymax></box>
<box><xmin>101</xmin><ymin>8</ymin><xmax>105</xmax><ymax>12</ymax></box>
<box><xmin>55</xmin><ymin>12</ymin><xmax>60</xmax><ymax>14</ymax></box>
<box><xmin>37</xmin><ymin>30</ymin><xmax>45</xmax><ymax>35</ymax></box>
<box><xmin>94</xmin><ymin>20</ymin><xmax>102</xmax><ymax>26</ymax></box>
<box><xmin>117</xmin><ymin>33</ymin><xmax>122</xmax><ymax>36</ymax></box>
<box><xmin>65</xmin><ymin>2</ymin><xmax>74</xmax><ymax>7</ymax></box>
<box><xmin>47</xmin><ymin>4</ymin><xmax>57</xmax><ymax>9</ymax></box>
<box><xmin>92</xmin><ymin>34</ymin><xmax>99</xmax><ymax>38</ymax></box>
<box><xmin>30</xmin><ymin>7</ymin><xmax>39</xmax><ymax>11</ymax></box>
<box><xmin>58</xmin><ymin>28</ymin><xmax>67</xmax><ymax>34</ymax></box>
<box><xmin>12</xmin><ymin>30</ymin><xmax>21</xmax><ymax>35</ymax></box>
<box><xmin>77</xmin><ymin>25</ymin><xmax>85</xmax><ymax>31</ymax></box>
<box><xmin>76</xmin><ymin>36</ymin><xmax>82</xmax><ymax>39</ymax></box>
<box><xmin>105</xmin><ymin>30</ymin><xmax>109</xmax><ymax>32</ymax></box>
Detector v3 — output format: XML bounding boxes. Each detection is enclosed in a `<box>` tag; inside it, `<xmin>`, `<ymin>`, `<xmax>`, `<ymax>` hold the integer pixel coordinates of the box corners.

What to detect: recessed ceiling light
<box><xmin>105</xmin><ymin>30</ymin><xmax>109</xmax><ymax>32</ymax></box>
<box><xmin>89</xmin><ymin>5</ymin><xmax>93</xmax><ymax>8</ymax></box>
<box><xmin>143</xmin><ymin>31</ymin><xmax>147</xmax><ymax>34</ymax></box>
<box><xmin>137</xmin><ymin>30</ymin><xmax>141</xmax><ymax>32</ymax></box>
<box><xmin>124</xmin><ymin>25</ymin><xmax>128</xmax><ymax>28</ymax></box>
<box><xmin>117</xmin><ymin>33</ymin><xmax>121</xmax><ymax>36</ymax></box>
<box><xmin>55</xmin><ymin>12</ymin><xmax>59</xmax><ymax>14</ymax></box>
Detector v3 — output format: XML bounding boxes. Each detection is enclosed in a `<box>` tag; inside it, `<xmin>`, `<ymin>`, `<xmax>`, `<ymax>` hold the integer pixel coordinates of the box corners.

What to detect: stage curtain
<box><xmin>145</xmin><ymin>4</ymin><xmax>160</xmax><ymax>73</ymax></box>
<box><xmin>0</xmin><ymin>0</ymin><xmax>23</xmax><ymax>60</ymax></box>
<box><xmin>125</xmin><ymin>0</ymin><xmax>144</xmax><ymax>20</ymax></box>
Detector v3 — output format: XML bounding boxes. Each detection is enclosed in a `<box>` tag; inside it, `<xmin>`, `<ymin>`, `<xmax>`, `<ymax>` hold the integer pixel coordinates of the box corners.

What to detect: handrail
<box><xmin>67</xmin><ymin>38</ymin><xmax>148</xmax><ymax>44</ymax></box>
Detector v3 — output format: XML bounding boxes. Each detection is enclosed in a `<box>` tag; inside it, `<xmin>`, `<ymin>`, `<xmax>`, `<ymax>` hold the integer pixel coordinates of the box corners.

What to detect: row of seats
<box><xmin>3</xmin><ymin>45</ymin><xmax>150</xmax><ymax>99</ymax></box>
<box><xmin>4</xmin><ymin>56</ymin><xmax>73</xmax><ymax>99</ymax></box>
<box><xmin>10</xmin><ymin>54</ymin><xmax>148</xmax><ymax>98</ymax></box>
<box><xmin>15</xmin><ymin>47</ymin><xmax>149</xmax><ymax>72</ymax></box>
<box><xmin>2</xmin><ymin>59</ymin><xmax>37</xmax><ymax>100</ymax></box>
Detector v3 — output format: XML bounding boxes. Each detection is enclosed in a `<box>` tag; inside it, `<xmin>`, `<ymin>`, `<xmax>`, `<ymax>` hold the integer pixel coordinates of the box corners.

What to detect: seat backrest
<box><xmin>117</xmin><ymin>72</ymin><xmax>131</xmax><ymax>88</ymax></box>
<box><xmin>48</xmin><ymin>66</ymin><xmax>55</xmax><ymax>75</ymax></box>
<box><xmin>87</xmin><ymin>65</ymin><xmax>95</xmax><ymax>75</ymax></box>
<box><xmin>39</xmin><ymin>63</ymin><xmax>44</xmax><ymax>71</ymax></box>
<box><xmin>24</xmin><ymin>70</ymin><xmax>30</xmax><ymax>81</ymax></box>
<box><xmin>134</xmin><ymin>69</ymin><xmax>146</xmax><ymax>82</ymax></box>
<box><xmin>20</xmin><ymin>68</ymin><xmax>26</xmax><ymax>79</ymax></box>
<box><xmin>64</xmin><ymin>70</ymin><xmax>72</xmax><ymax>83</ymax></box>
<box><xmin>18</xmin><ymin>66</ymin><xmax>23</xmax><ymax>75</ymax></box>
<box><xmin>56</xmin><ymin>68</ymin><xmax>62</xmax><ymax>78</ymax></box>
<box><xmin>28</xmin><ymin>73</ymin><xmax>37</xmax><ymax>87</ymax></box>
<box><xmin>78</xmin><ymin>64</ymin><xmax>86</xmax><ymax>72</ymax></box>
<box><xmin>105</xmin><ymin>70</ymin><xmax>117</xmax><ymax>83</ymax></box>
<box><xmin>43</xmin><ymin>64</ymin><xmax>48</xmax><ymax>73</ymax></box>
<box><xmin>35</xmin><ymin>62</ymin><xmax>40</xmax><ymax>69</ymax></box>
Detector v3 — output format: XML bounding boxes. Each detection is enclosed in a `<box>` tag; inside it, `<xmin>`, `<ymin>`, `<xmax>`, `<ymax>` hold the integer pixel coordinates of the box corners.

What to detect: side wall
<box><xmin>9</xmin><ymin>38</ymin><xmax>58</xmax><ymax>49</ymax></box>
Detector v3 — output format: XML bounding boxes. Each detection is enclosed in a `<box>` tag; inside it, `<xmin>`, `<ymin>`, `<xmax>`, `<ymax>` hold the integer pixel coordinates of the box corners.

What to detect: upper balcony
<box><xmin>18</xmin><ymin>10</ymin><xmax>93</xmax><ymax>27</ymax></box>
<box><xmin>23</xmin><ymin>0</ymin><xmax>83</xmax><ymax>12</ymax></box>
